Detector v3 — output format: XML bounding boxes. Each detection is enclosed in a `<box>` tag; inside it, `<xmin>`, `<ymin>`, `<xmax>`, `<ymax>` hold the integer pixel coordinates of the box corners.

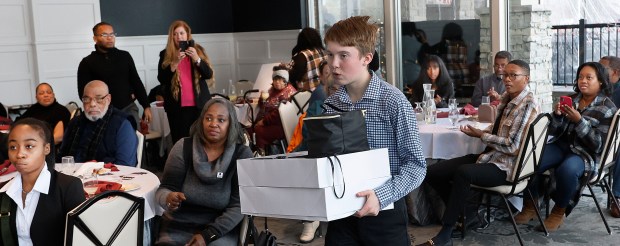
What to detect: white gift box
<box><xmin>237</xmin><ymin>148</ymin><xmax>393</xmax><ymax>221</ymax></box>
<box><xmin>237</xmin><ymin>148</ymin><xmax>390</xmax><ymax>188</ymax></box>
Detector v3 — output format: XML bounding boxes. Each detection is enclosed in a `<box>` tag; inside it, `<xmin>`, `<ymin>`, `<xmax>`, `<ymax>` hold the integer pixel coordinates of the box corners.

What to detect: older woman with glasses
<box><xmin>515</xmin><ymin>62</ymin><xmax>617</xmax><ymax>232</ymax></box>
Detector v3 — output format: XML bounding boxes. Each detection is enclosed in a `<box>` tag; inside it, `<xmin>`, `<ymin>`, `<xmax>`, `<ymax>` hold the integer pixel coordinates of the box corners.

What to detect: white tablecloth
<box><xmin>149</xmin><ymin>102</ymin><xmax>172</xmax><ymax>156</ymax></box>
<box><xmin>417</xmin><ymin>116</ymin><xmax>491</xmax><ymax>159</ymax></box>
<box><xmin>0</xmin><ymin>164</ymin><xmax>164</xmax><ymax>221</ymax></box>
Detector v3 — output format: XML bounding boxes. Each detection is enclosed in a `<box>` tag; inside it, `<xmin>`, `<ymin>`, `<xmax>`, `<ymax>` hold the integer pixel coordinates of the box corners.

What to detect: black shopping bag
<box><xmin>303</xmin><ymin>103</ymin><xmax>369</xmax><ymax>158</ymax></box>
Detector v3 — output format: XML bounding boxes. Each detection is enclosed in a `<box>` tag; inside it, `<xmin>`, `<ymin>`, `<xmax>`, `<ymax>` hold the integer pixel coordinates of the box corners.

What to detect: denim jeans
<box><xmin>531</xmin><ymin>141</ymin><xmax>586</xmax><ymax>208</ymax></box>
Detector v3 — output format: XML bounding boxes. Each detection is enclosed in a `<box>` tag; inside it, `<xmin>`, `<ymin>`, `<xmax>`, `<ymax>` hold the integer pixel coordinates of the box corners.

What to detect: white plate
<box><xmin>121</xmin><ymin>183</ymin><xmax>141</xmax><ymax>192</ymax></box>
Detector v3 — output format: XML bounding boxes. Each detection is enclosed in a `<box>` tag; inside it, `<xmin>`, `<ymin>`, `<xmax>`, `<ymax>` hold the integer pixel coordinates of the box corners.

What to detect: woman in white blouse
<box><xmin>0</xmin><ymin>118</ymin><xmax>85</xmax><ymax>246</ymax></box>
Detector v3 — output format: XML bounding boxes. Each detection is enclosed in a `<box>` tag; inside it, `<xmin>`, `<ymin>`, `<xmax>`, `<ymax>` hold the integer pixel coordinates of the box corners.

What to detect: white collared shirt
<box><xmin>0</xmin><ymin>163</ymin><xmax>51</xmax><ymax>246</ymax></box>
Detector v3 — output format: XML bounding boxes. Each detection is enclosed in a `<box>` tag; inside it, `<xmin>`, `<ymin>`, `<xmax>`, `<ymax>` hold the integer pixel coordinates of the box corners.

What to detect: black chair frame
<box><xmin>468</xmin><ymin>113</ymin><xmax>551</xmax><ymax>245</ymax></box>
<box><xmin>65</xmin><ymin>190</ymin><xmax>145</xmax><ymax>246</ymax></box>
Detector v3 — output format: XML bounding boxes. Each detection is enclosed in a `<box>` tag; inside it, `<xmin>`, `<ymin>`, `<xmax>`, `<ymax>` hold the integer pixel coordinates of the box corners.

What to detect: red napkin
<box><xmin>460</xmin><ymin>104</ymin><xmax>478</xmax><ymax>115</ymax></box>
<box><xmin>104</xmin><ymin>163</ymin><xmax>119</xmax><ymax>171</ymax></box>
<box><xmin>139</xmin><ymin>120</ymin><xmax>149</xmax><ymax>134</ymax></box>
<box><xmin>0</xmin><ymin>160</ymin><xmax>16</xmax><ymax>176</ymax></box>
<box><xmin>84</xmin><ymin>180</ymin><xmax>123</xmax><ymax>195</ymax></box>
<box><xmin>0</xmin><ymin>125</ymin><xmax>9</xmax><ymax>131</ymax></box>
<box><xmin>437</xmin><ymin>112</ymin><xmax>449</xmax><ymax>118</ymax></box>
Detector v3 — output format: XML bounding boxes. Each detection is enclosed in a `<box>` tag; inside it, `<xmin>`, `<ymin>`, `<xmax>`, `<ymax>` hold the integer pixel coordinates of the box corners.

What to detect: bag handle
<box><xmin>1</xmin><ymin>192</ymin><xmax>15</xmax><ymax>246</ymax></box>
<box><xmin>327</xmin><ymin>155</ymin><xmax>346</xmax><ymax>199</ymax></box>
<box><xmin>321</xmin><ymin>102</ymin><xmax>346</xmax><ymax>113</ymax></box>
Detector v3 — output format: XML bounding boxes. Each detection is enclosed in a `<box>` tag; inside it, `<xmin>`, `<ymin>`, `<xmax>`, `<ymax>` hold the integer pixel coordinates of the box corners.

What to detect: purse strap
<box><xmin>1</xmin><ymin>192</ymin><xmax>15</xmax><ymax>246</ymax></box>
<box><xmin>321</xmin><ymin>102</ymin><xmax>345</xmax><ymax>112</ymax></box>
<box><xmin>327</xmin><ymin>155</ymin><xmax>346</xmax><ymax>199</ymax></box>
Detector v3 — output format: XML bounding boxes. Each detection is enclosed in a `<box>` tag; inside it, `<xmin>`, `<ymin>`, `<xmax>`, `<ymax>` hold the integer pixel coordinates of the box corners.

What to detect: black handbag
<box><xmin>244</xmin><ymin>216</ymin><xmax>277</xmax><ymax>246</ymax></box>
<box><xmin>303</xmin><ymin>103</ymin><xmax>370</xmax><ymax>158</ymax></box>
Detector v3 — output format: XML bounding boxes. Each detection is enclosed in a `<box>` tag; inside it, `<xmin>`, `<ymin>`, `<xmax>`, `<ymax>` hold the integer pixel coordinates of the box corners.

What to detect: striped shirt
<box><xmin>324</xmin><ymin>72</ymin><xmax>427</xmax><ymax>209</ymax></box>
<box><xmin>477</xmin><ymin>87</ymin><xmax>539</xmax><ymax>182</ymax></box>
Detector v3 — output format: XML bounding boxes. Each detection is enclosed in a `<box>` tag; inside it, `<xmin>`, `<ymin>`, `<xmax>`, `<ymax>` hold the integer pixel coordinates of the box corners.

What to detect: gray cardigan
<box><xmin>156</xmin><ymin>137</ymin><xmax>252</xmax><ymax>241</ymax></box>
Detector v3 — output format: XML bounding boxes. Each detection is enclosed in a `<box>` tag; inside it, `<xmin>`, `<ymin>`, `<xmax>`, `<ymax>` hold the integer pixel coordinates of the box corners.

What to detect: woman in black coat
<box><xmin>158</xmin><ymin>20</ymin><xmax>214</xmax><ymax>144</ymax></box>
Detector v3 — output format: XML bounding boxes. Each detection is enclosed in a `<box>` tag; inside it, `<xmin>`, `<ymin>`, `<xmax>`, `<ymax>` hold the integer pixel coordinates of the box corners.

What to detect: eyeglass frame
<box><xmin>82</xmin><ymin>94</ymin><xmax>110</xmax><ymax>104</ymax></box>
<box><xmin>501</xmin><ymin>73</ymin><xmax>528</xmax><ymax>80</ymax></box>
<box><xmin>97</xmin><ymin>33</ymin><xmax>117</xmax><ymax>38</ymax></box>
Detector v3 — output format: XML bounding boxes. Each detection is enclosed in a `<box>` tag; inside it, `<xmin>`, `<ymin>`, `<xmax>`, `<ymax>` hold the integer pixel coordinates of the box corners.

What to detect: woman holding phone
<box><xmin>514</xmin><ymin>62</ymin><xmax>616</xmax><ymax>232</ymax></box>
<box><xmin>158</xmin><ymin>20</ymin><xmax>214</xmax><ymax>144</ymax></box>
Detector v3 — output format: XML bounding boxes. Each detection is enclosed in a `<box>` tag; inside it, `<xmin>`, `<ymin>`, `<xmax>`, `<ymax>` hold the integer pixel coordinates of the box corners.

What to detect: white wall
<box><xmin>0</xmin><ymin>0</ymin><xmax>298</xmax><ymax>107</ymax></box>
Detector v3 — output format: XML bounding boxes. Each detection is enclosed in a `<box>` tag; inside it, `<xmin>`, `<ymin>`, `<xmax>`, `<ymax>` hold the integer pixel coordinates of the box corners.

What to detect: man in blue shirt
<box><xmin>322</xmin><ymin>16</ymin><xmax>426</xmax><ymax>245</ymax></box>
<box><xmin>599</xmin><ymin>55</ymin><xmax>620</xmax><ymax>218</ymax></box>
<box><xmin>59</xmin><ymin>80</ymin><xmax>138</xmax><ymax>166</ymax></box>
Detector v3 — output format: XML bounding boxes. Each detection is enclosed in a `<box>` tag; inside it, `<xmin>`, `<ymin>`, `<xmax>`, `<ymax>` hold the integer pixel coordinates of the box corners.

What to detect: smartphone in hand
<box><xmin>560</xmin><ymin>96</ymin><xmax>573</xmax><ymax>108</ymax></box>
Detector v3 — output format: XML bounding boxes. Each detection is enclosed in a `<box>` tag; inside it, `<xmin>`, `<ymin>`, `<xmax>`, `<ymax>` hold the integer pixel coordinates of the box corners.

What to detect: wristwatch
<box><xmin>196</xmin><ymin>58</ymin><xmax>201</xmax><ymax>65</ymax></box>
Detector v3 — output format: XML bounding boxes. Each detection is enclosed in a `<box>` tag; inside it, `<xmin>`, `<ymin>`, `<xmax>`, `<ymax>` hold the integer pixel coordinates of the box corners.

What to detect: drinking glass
<box><xmin>449</xmin><ymin>98</ymin><xmax>457</xmax><ymax>109</ymax></box>
<box><xmin>448</xmin><ymin>108</ymin><xmax>460</xmax><ymax>127</ymax></box>
<box><xmin>61</xmin><ymin>156</ymin><xmax>75</xmax><ymax>174</ymax></box>
<box><xmin>229</xmin><ymin>93</ymin><xmax>238</xmax><ymax>103</ymax></box>
<box><xmin>414</xmin><ymin>102</ymin><xmax>424</xmax><ymax>122</ymax></box>
<box><xmin>261</xmin><ymin>91</ymin><xmax>269</xmax><ymax>102</ymax></box>
<box><xmin>82</xmin><ymin>173</ymin><xmax>99</xmax><ymax>199</ymax></box>
<box><xmin>481</xmin><ymin>96</ymin><xmax>490</xmax><ymax>105</ymax></box>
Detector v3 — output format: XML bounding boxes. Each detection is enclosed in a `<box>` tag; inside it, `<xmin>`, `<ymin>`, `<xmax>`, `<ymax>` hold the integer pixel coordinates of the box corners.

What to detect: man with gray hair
<box><xmin>599</xmin><ymin>55</ymin><xmax>620</xmax><ymax>218</ymax></box>
<box><xmin>471</xmin><ymin>51</ymin><xmax>512</xmax><ymax>106</ymax></box>
<box><xmin>59</xmin><ymin>80</ymin><xmax>138</xmax><ymax>166</ymax></box>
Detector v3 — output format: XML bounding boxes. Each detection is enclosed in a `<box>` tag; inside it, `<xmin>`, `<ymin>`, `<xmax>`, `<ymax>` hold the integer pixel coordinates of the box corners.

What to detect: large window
<box><xmin>309</xmin><ymin>0</ymin><xmax>387</xmax><ymax>78</ymax></box>
<box><xmin>400</xmin><ymin>0</ymin><xmax>489</xmax><ymax>98</ymax></box>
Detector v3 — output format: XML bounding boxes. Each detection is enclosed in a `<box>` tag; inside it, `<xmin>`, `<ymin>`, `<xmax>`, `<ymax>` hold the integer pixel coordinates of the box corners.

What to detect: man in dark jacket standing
<box><xmin>77</xmin><ymin>22</ymin><xmax>152</xmax><ymax>125</ymax></box>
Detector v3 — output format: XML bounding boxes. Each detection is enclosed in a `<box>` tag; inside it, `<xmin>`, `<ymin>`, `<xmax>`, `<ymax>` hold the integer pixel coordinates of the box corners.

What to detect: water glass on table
<box><xmin>481</xmin><ymin>96</ymin><xmax>490</xmax><ymax>105</ymax></box>
<box><xmin>448</xmin><ymin>108</ymin><xmax>460</xmax><ymax>128</ymax></box>
<box><xmin>61</xmin><ymin>156</ymin><xmax>75</xmax><ymax>174</ymax></box>
<box><xmin>448</xmin><ymin>98</ymin><xmax>457</xmax><ymax>109</ymax></box>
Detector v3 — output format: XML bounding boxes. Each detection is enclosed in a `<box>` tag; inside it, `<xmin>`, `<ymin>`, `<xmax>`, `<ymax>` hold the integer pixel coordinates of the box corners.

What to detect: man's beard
<box><xmin>85</xmin><ymin>105</ymin><xmax>109</xmax><ymax>122</ymax></box>
<box><xmin>96</xmin><ymin>44</ymin><xmax>114</xmax><ymax>53</ymax></box>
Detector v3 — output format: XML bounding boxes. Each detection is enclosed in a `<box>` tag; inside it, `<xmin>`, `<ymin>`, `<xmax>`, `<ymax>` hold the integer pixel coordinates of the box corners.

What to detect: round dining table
<box><xmin>0</xmin><ymin>163</ymin><xmax>164</xmax><ymax>220</ymax></box>
<box><xmin>417</xmin><ymin>114</ymin><xmax>491</xmax><ymax>159</ymax></box>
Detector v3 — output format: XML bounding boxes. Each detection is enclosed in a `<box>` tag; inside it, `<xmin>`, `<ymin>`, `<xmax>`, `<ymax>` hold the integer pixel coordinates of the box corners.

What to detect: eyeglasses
<box><xmin>501</xmin><ymin>73</ymin><xmax>528</xmax><ymax>80</ymax></box>
<box><xmin>97</xmin><ymin>33</ymin><xmax>117</xmax><ymax>38</ymax></box>
<box><xmin>82</xmin><ymin>94</ymin><xmax>109</xmax><ymax>104</ymax></box>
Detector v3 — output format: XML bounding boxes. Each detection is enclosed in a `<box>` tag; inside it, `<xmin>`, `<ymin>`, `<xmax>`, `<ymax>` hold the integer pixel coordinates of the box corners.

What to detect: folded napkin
<box><xmin>437</xmin><ymin>111</ymin><xmax>449</xmax><ymax>118</ymax></box>
<box><xmin>0</xmin><ymin>160</ymin><xmax>16</xmax><ymax>176</ymax></box>
<box><xmin>84</xmin><ymin>180</ymin><xmax>123</xmax><ymax>195</ymax></box>
<box><xmin>460</xmin><ymin>104</ymin><xmax>478</xmax><ymax>115</ymax></box>
<box><xmin>74</xmin><ymin>162</ymin><xmax>104</xmax><ymax>177</ymax></box>
<box><xmin>104</xmin><ymin>163</ymin><xmax>119</xmax><ymax>172</ymax></box>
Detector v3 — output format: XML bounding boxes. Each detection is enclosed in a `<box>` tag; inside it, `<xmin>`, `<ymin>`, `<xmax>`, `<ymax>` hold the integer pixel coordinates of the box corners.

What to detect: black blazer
<box><xmin>2</xmin><ymin>170</ymin><xmax>85</xmax><ymax>246</ymax></box>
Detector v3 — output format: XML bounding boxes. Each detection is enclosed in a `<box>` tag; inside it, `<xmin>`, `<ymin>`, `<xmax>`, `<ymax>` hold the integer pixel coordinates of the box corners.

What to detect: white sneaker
<box><xmin>299</xmin><ymin>221</ymin><xmax>320</xmax><ymax>243</ymax></box>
